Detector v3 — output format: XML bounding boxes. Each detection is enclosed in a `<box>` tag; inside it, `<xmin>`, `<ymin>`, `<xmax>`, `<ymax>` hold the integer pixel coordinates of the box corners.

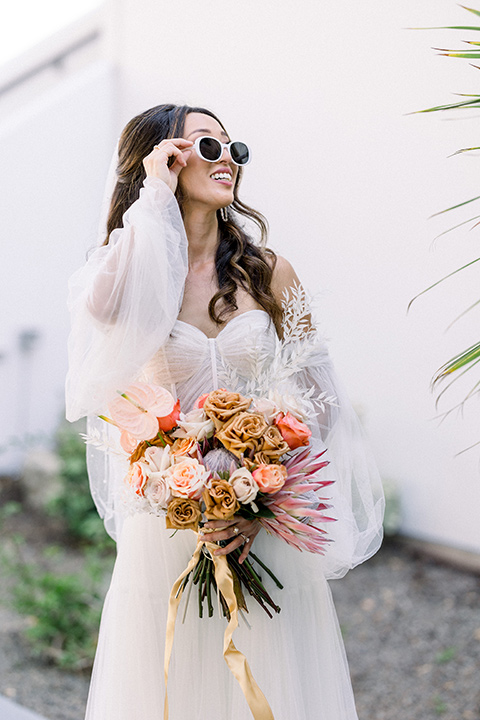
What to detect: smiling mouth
<box><xmin>210</xmin><ymin>172</ymin><xmax>233</xmax><ymax>183</ymax></box>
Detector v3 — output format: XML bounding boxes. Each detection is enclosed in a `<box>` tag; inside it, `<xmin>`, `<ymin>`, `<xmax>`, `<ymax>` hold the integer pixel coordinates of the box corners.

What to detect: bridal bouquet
<box><xmin>96</xmin><ymin>381</ymin><xmax>334</xmax><ymax>619</ymax></box>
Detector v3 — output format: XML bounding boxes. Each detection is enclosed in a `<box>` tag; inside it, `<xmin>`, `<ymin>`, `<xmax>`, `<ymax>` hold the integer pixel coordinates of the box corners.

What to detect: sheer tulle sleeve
<box><xmin>292</xmin><ymin>338</ymin><xmax>385</xmax><ymax>579</ymax></box>
<box><xmin>65</xmin><ymin>178</ymin><xmax>188</xmax><ymax>422</ymax></box>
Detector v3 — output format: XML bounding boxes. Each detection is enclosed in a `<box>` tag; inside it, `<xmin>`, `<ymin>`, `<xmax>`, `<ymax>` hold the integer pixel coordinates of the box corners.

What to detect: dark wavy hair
<box><xmin>104</xmin><ymin>103</ymin><xmax>283</xmax><ymax>331</ymax></box>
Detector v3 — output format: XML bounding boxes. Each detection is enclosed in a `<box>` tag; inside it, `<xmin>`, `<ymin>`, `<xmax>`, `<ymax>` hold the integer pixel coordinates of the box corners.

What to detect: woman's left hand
<box><xmin>199</xmin><ymin>516</ymin><xmax>261</xmax><ymax>564</ymax></box>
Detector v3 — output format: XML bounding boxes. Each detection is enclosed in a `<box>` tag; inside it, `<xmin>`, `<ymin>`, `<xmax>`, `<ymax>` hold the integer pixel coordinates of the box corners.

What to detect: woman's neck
<box><xmin>183</xmin><ymin>205</ymin><xmax>219</xmax><ymax>268</ymax></box>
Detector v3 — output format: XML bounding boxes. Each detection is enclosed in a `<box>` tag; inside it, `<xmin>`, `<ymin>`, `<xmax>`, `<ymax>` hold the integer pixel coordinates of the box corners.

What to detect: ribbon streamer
<box><xmin>164</xmin><ymin>535</ymin><xmax>275</xmax><ymax>720</ymax></box>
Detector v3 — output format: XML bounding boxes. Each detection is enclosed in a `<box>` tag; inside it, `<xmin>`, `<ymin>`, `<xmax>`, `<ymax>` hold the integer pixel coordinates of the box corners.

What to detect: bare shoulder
<box><xmin>267</xmin><ymin>253</ymin><xmax>301</xmax><ymax>305</ymax></box>
<box><xmin>267</xmin><ymin>253</ymin><xmax>314</xmax><ymax>333</ymax></box>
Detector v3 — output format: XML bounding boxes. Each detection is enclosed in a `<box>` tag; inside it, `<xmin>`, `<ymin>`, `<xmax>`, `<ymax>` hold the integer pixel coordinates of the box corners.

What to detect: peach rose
<box><xmin>125</xmin><ymin>462</ymin><xmax>149</xmax><ymax>497</ymax></box>
<box><xmin>158</xmin><ymin>399</ymin><xmax>181</xmax><ymax>432</ymax></box>
<box><xmin>165</xmin><ymin>457</ymin><xmax>210</xmax><ymax>499</ymax></box>
<box><xmin>203</xmin><ymin>389</ymin><xmax>251</xmax><ymax>431</ymax></box>
<box><xmin>260</xmin><ymin>425</ymin><xmax>290</xmax><ymax>461</ymax></box>
<box><xmin>216</xmin><ymin>411</ymin><xmax>268</xmax><ymax>458</ymax></box>
<box><xmin>275</xmin><ymin>412</ymin><xmax>311</xmax><ymax>450</ymax></box>
<box><xmin>203</xmin><ymin>478</ymin><xmax>239</xmax><ymax>520</ymax></box>
<box><xmin>109</xmin><ymin>382</ymin><xmax>175</xmax><ymax>440</ymax></box>
<box><xmin>252</xmin><ymin>464</ymin><xmax>287</xmax><ymax>494</ymax></box>
<box><xmin>229</xmin><ymin>468</ymin><xmax>259</xmax><ymax>504</ymax></box>
<box><xmin>165</xmin><ymin>497</ymin><xmax>201</xmax><ymax>531</ymax></box>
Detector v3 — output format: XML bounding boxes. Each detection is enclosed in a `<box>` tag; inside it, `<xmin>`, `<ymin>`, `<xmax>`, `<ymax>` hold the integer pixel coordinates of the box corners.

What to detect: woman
<box><xmin>66</xmin><ymin>103</ymin><xmax>384</xmax><ymax>720</ymax></box>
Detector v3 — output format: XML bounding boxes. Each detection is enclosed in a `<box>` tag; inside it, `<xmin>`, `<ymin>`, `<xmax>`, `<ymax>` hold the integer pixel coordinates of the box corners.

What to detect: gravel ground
<box><xmin>1</xmin><ymin>538</ymin><xmax>479</xmax><ymax>720</ymax></box>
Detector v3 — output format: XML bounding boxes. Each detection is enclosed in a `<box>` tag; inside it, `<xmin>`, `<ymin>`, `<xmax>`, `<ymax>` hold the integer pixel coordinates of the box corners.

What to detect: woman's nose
<box><xmin>220</xmin><ymin>146</ymin><xmax>232</xmax><ymax>164</ymax></box>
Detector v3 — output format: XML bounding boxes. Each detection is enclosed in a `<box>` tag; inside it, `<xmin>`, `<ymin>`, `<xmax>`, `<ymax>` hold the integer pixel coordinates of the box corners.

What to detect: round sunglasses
<box><xmin>192</xmin><ymin>136</ymin><xmax>251</xmax><ymax>166</ymax></box>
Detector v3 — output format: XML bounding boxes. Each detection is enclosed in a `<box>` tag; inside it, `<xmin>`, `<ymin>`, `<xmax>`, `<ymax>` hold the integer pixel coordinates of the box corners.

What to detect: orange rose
<box><xmin>125</xmin><ymin>462</ymin><xmax>149</xmax><ymax>497</ymax></box>
<box><xmin>194</xmin><ymin>393</ymin><xmax>210</xmax><ymax>409</ymax></box>
<box><xmin>274</xmin><ymin>412</ymin><xmax>311</xmax><ymax>450</ymax></box>
<box><xmin>252</xmin><ymin>464</ymin><xmax>287</xmax><ymax>494</ymax></box>
<box><xmin>170</xmin><ymin>437</ymin><xmax>197</xmax><ymax>458</ymax></box>
<box><xmin>158</xmin><ymin>399</ymin><xmax>181</xmax><ymax>432</ymax></box>
<box><xmin>216</xmin><ymin>411</ymin><xmax>268</xmax><ymax>458</ymax></box>
<box><xmin>165</xmin><ymin>497</ymin><xmax>201</xmax><ymax>531</ymax></box>
<box><xmin>203</xmin><ymin>479</ymin><xmax>239</xmax><ymax>520</ymax></box>
<box><xmin>203</xmin><ymin>389</ymin><xmax>251</xmax><ymax>431</ymax></box>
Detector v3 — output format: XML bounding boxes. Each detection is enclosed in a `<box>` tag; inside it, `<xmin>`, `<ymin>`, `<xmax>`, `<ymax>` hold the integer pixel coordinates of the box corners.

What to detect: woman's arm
<box><xmin>66</xmin><ymin>159</ymin><xmax>191</xmax><ymax>422</ymax></box>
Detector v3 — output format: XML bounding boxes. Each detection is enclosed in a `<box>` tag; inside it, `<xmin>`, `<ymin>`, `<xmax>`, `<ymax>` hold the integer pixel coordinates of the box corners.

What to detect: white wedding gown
<box><xmin>65</xmin><ymin>177</ymin><xmax>384</xmax><ymax>720</ymax></box>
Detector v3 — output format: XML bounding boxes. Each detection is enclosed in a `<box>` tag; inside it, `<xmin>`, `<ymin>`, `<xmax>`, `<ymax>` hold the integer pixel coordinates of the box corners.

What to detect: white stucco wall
<box><xmin>1</xmin><ymin>0</ymin><xmax>478</xmax><ymax>553</ymax></box>
<box><xmin>104</xmin><ymin>0</ymin><xmax>480</xmax><ymax>552</ymax></box>
<box><xmin>0</xmin><ymin>54</ymin><xmax>116</xmax><ymax>470</ymax></box>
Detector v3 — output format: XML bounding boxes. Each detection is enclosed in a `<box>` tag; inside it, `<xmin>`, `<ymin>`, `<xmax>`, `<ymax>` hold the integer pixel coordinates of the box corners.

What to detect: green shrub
<box><xmin>0</xmin><ymin>531</ymin><xmax>112</xmax><ymax>670</ymax></box>
<box><xmin>48</xmin><ymin>421</ymin><xmax>114</xmax><ymax>550</ymax></box>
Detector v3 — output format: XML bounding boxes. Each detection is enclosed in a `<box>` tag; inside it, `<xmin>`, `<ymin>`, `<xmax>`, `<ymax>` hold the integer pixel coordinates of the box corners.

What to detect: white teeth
<box><xmin>211</xmin><ymin>172</ymin><xmax>232</xmax><ymax>181</ymax></box>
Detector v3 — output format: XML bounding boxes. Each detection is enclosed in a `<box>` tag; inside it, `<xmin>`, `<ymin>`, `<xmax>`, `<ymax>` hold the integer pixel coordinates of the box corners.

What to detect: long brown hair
<box><xmin>105</xmin><ymin>104</ymin><xmax>282</xmax><ymax>330</ymax></box>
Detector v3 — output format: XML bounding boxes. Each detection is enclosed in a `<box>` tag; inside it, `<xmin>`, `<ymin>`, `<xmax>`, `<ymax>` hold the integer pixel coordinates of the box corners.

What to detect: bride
<box><xmin>66</xmin><ymin>103</ymin><xmax>384</xmax><ymax>720</ymax></box>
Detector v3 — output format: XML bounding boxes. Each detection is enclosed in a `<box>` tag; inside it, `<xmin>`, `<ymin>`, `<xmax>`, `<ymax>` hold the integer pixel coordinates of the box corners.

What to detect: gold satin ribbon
<box><xmin>164</xmin><ymin>535</ymin><xmax>275</xmax><ymax>720</ymax></box>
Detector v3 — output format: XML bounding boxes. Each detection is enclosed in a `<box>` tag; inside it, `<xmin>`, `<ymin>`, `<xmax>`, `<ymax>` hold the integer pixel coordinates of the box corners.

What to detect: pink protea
<box><xmin>259</xmin><ymin>448</ymin><xmax>335</xmax><ymax>554</ymax></box>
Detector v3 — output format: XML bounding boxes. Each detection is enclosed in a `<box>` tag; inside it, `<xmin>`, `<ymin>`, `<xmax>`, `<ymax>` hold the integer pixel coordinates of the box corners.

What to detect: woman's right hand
<box><xmin>143</xmin><ymin>138</ymin><xmax>193</xmax><ymax>193</ymax></box>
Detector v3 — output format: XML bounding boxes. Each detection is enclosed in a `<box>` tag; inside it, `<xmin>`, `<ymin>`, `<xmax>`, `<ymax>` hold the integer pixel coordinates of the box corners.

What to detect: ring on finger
<box><xmin>233</xmin><ymin>526</ymin><xmax>239</xmax><ymax>535</ymax></box>
<box><xmin>240</xmin><ymin>534</ymin><xmax>250</xmax><ymax>543</ymax></box>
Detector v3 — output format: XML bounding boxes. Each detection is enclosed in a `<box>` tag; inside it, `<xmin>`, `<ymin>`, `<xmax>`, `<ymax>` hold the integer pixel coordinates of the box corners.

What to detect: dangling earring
<box><xmin>220</xmin><ymin>206</ymin><xmax>230</xmax><ymax>222</ymax></box>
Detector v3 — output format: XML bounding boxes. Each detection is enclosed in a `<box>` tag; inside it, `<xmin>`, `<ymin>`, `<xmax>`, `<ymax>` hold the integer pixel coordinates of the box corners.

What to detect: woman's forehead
<box><xmin>184</xmin><ymin>112</ymin><xmax>229</xmax><ymax>139</ymax></box>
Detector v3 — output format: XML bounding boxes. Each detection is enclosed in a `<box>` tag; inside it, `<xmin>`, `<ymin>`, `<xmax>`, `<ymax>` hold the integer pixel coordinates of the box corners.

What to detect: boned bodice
<box><xmin>142</xmin><ymin>309</ymin><xmax>277</xmax><ymax>411</ymax></box>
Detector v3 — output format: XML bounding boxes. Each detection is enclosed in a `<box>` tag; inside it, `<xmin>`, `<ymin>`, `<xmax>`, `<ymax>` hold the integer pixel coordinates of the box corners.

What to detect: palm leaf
<box><xmin>433</xmin><ymin>214</ymin><xmax>480</xmax><ymax>240</ymax></box>
<box><xmin>433</xmin><ymin>342</ymin><xmax>480</xmax><ymax>384</ymax></box>
<box><xmin>412</xmin><ymin>97</ymin><xmax>480</xmax><ymax>113</ymax></box>
<box><xmin>411</xmin><ymin>5</ymin><xmax>480</xmax><ymax>431</ymax></box>
<box><xmin>430</xmin><ymin>195</ymin><xmax>480</xmax><ymax>216</ymax></box>
<box><xmin>407</xmin><ymin>258</ymin><xmax>480</xmax><ymax>311</ymax></box>
<box><xmin>459</xmin><ymin>5</ymin><xmax>480</xmax><ymax>18</ymax></box>
<box><xmin>449</xmin><ymin>147</ymin><xmax>480</xmax><ymax>155</ymax></box>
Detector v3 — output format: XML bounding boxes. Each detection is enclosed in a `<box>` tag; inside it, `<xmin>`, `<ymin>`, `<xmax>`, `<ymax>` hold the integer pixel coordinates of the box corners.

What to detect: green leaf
<box><xmin>449</xmin><ymin>147</ymin><xmax>480</xmax><ymax>156</ymax></box>
<box><xmin>440</xmin><ymin>51</ymin><xmax>480</xmax><ymax>58</ymax></box>
<box><xmin>432</xmin><ymin>215</ymin><xmax>480</xmax><ymax>240</ymax></box>
<box><xmin>410</xmin><ymin>25</ymin><xmax>480</xmax><ymax>31</ymax></box>
<box><xmin>408</xmin><ymin>257</ymin><xmax>480</xmax><ymax>311</ymax></box>
<box><xmin>412</xmin><ymin>97</ymin><xmax>480</xmax><ymax>113</ymax></box>
<box><xmin>434</xmin><ymin>342</ymin><xmax>480</xmax><ymax>382</ymax></box>
<box><xmin>430</xmin><ymin>195</ymin><xmax>480</xmax><ymax>217</ymax></box>
<box><xmin>459</xmin><ymin>5</ymin><xmax>480</xmax><ymax>19</ymax></box>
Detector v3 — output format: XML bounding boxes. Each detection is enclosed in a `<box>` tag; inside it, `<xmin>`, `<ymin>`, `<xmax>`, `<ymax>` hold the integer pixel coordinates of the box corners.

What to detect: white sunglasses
<box><xmin>192</xmin><ymin>135</ymin><xmax>251</xmax><ymax>166</ymax></box>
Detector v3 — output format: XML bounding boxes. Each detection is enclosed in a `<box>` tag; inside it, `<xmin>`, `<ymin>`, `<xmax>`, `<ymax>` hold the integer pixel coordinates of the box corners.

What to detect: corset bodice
<box><xmin>142</xmin><ymin>309</ymin><xmax>277</xmax><ymax>411</ymax></box>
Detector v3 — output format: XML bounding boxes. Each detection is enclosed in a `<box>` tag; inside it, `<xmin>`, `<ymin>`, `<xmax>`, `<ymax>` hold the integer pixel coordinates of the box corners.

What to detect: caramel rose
<box><xmin>203</xmin><ymin>479</ymin><xmax>240</xmax><ymax>520</ymax></box>
<box><xmin>165</xmin><ymin>497</ymin><xmax>202</xmax><ymax>531</ymax></box>
<box><xmin>216</xmin><ymin>411</ymin><xmax>269</xmax><ymax>458</ymax></box>
<box><xmin>129</xmin><ymin>434</ymin><xmax>173</xmax><ymax>464</ymax></box>
<box><xmin>203</xmin><ymin>389</ymin><xmax>252</xmax><ymax>431</ymax></box>
<box><xmin>260</xmin><ymin>425</ymin><xmax>290</xmax><ymax>461</ymax></box>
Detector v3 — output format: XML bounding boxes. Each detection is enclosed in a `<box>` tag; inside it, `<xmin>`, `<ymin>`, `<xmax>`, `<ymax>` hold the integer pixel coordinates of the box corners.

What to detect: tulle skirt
<box><xmin>85</xmin><ymin>513</ymin><xmax>359</xmax><ymax>720</ymax></box>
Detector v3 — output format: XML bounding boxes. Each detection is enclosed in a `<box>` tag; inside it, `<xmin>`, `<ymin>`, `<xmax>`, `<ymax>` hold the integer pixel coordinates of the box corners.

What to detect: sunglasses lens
<box><xmin>198</xmin><ymin>137</ymin><xmax>222</xmax><ymax>161</ymax></box>
<box><xmin>230</xmin><ymin>142</ymin><xmax>250</xmax><ymax>165</ymax></box>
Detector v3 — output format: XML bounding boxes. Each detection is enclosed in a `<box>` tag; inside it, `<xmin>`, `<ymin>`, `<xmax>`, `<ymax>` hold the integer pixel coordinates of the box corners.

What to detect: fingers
<box><xmin>142</xmin><ymin>139</ymin><xmax>193</xmax><ymax>187</ymax></box>
<box><xmin>200</xmin><ymin>517</ymin><xmax>260</xmax><ymax>561</ymax></box>
<box><xmin>170</xmin><ymin>149</ymin><xmax>192</xmax><ymax>176</ymax></box>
